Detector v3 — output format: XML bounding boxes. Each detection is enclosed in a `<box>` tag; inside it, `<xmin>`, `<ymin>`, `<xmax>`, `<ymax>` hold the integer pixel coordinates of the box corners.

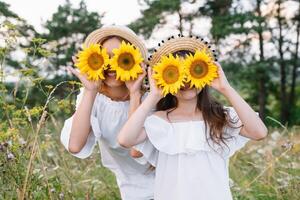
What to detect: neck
<box><xmin>176</xmin><ymin>97</ymin><xmax>198</xmax><ymax>114</ymax></box>
<box><xmin>100</xmin><ymin>83</ymin><xmax>129</xmax><ymax>101</ymax></box>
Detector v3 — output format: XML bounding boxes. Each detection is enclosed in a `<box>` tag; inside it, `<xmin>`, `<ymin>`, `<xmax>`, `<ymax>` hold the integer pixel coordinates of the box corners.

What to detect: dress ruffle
<box><xmin>138</xmin><ymin>107</ymin><xmax>251</xmax><ymax>159</ymax></box>
<box><xmin>144</xmin><ymin>115</ymin><xmax>214</xmax><ymax>155</ymax></box>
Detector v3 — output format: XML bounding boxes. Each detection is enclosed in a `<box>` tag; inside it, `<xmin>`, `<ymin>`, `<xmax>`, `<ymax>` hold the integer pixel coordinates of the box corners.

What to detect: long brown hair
<box><xmin>155</xmin><ymin>50</ymin><xmax>240</xmax><ymax>147</ymax></box>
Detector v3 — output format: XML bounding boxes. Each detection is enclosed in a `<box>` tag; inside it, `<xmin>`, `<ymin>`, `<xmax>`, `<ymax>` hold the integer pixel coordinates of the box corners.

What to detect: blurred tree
<box><xmin>288</xmin><ymin>0</ymin><xmax>300</xmax><ymax>123</ymax></box>
<box><xmin>255</xmin><ymin>0</ymin><xmax>268</xmax><ymax>121</ymax></box>
<box><xmin>276</xmin><ymin>0</ymin><xmax>288</xmax><ymax>123</ymax></box>
<box><xmin>130</xmin><ymin>0</ymin><xmax>300</xmax><ymax>125</ymax></box>
<box><xmin>130</xmin><ymin>0</ymin><xmax>200</xmax><ymax>38</ymax></box>
<box><xmin>199</xmin><ymin>0</ymin><xmax>272</xmax><ymax>121</ymax></box>
<box><xmin>269</xmin><ymin>0</ymin><xmax>300</xmax><ymax>124</ymax></box>
<box><xmin>42</xmin><ymin>0</ymin><xmax>103</xmax><ymax>74</ymax></box>
<box><xmin>130</xmin><ymin>0</ymin><xmax>180</xmax><ymax>38</ymax></box>
<box><xmin>0</xmin><ymin>1</ymin><xmax>36</xmax><ymax>71</ymax></box>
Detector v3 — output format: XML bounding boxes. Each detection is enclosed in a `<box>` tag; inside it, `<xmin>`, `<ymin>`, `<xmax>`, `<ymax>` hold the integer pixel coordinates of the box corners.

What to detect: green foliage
<box><xmin>0</xmin><ymin>1</ymin><xmax>19</xmax><ymax>19</ymax></box>
<box><xmin>42</xmin><ymin>0</ymin><xmax>103</xmax><ymax>70</ymax></box>
<box><xmin>130</xmin><ymin>0</ymin><xmax>181</xmax><ymax>38</ymax></box>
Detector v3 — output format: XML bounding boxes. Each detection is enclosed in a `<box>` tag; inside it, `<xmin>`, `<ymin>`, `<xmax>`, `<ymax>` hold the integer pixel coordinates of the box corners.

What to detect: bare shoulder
<box><xmin>153</xmin><ymin>110</ymin><xmax>168</xmax><ymax>120</ymax></box>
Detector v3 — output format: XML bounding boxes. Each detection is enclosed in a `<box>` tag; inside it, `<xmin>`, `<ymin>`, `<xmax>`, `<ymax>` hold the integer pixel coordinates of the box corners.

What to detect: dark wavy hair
<box><xmin>155</xmin><ymin>50</ymin><xmax>240</xmax><ymax>147</ymax></box>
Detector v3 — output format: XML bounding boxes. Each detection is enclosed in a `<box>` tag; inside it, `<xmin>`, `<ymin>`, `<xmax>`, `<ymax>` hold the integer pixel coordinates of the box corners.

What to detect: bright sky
<box><xmin>2</xmin><ymin>0</ymin><xmax>213</xmax><ymax>48</ymax></box>
<box><xmin>2</xmin><ymin>0</ymin><xmax>142</xmax><ymax>33</ymax></box>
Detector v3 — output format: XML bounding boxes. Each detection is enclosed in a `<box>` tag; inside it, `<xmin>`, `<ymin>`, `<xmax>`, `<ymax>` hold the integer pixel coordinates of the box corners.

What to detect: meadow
<box><xmin>0</xmin><ymin>17</ymin><xmax>300</xmax><ymax>200</ymax></box>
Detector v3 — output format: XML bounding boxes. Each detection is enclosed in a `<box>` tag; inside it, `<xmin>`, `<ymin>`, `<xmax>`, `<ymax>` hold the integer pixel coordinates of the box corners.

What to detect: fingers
<box><xmin>67</xmin><ymin>66</ymin><xmax>79</xmax><ymax>77</ymax></box>
<box><xmin>137</xmin><ymin>73</ymin><xmax>146</xmax><ymax>83</ymax></box>
<box><xmin>138</xmin><ymin>65</ymin><xmax>147</xmax><ymax>77</ymax></box>
<box><xmin>213</xmin><ymin>61</ymin><xmax>224</xmax><ymax>76</ymax></box>
<box><xmin>72</xmin><ymin>56</ymin><xmax>78</xmax><ymax>63</ymax></box>
<box><xmin>67</xmin><ymin>66</ymin><xmax>87</xmax><ymax>83</ymax></box>
<box><xmin>215</xmin><ymin>62</ymin><xmax>223</xmax><ymax>71</ymax></box>
<box><xmin>147</xmin><ymin>66</ymin><xmax>152</xmax><ymax>79</ymax></box>
<box><xmin>141</xmin><ymin>62</ymin><xmax>146</xmax><ymax>70</ymax></box>
<box><xmin>214</xmin><ymin>61</ymin><xmax>221</xmax><ymax>67</ymax></box>
<box><xmin>140</xmin><ymin>63</ymin><xmax>147</xmax><ymax>78</ymax></box>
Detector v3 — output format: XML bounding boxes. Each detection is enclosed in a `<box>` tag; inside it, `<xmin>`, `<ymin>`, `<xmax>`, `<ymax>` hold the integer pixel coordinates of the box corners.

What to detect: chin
<box><xmin>175</xmin><ymin>84</ymin><xmax>200</xmax><ymax>100</ymax></box>
<box><xmin>104</xmin><ymin>77</ymin><xmax>124</xmax><ymax>87</ymax></box>
<box><xmin>176</xmin><ymin>89</ymin><xmax>197</xmax><ymax>100</ymax></box>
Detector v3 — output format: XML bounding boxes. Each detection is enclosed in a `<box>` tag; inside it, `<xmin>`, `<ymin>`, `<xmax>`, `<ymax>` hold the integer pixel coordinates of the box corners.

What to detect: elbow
<box><xmin>117</xmin><ymin>135</ymin><xmax>132</xmax><ymax>149</ymax></box>
<box><xmin>68</xmin><ymin>140</ymin><xmax>83</xmax><ymax>154</ymax></box>
<box><xmin>68</xmin><ymin>145</ymin><xmax>82</xmax><ymax>154</ymax></box>
<box><xmin>253</xmin><ymin>126</ymin><xmax>268</xmax><ymax>141</ymax></box>
<box><xmin>118</xmin><ymin>140</ymin><xmax>132</xmax><ymax>149</ymax></box>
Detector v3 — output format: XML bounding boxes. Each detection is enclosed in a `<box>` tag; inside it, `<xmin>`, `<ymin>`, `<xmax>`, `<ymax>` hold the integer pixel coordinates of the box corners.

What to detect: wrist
<box><xmin>129</xmin><ymin>91</ymin><xmax>142</xmax><ymax>99</ymax></box>
<box><xmin>83</xmin><ymin>88</ymin><xmax>98</xmax><ymax>98</ymax></box>
<box><xmin>221</xmin><ymin>85</ymin><xmax>234</xmax><ymax>97</ymax></box>
<box><xmin>148</xmin><ymin>92</ymin><xmax>161</xmax><ymax>104</ymax></box>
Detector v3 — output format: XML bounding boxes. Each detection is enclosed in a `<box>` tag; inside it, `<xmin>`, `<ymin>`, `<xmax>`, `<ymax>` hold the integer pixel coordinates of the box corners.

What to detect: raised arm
<box><xmin>125</xmin><ymin>65</ymin><xmax>147</xmax><ymax>157</ymax></box>
<box><xmin>126</xmin><ymin>64</ymin><xmax>147</xmax><ymax>117</ymax></box>
<box><xmin>211</xmin><ymin>63</ymin><xmax>268</xmax><ymax>140</ymax></box>
<box><xmin>66</xmin><ymin>62</ymin><xmax>101</xmax><ymax>153</ymax></box>
<box><xmin>118</xmin><ymin>67</ymin><xmax>162</xmax><ymax>148</ymax></box>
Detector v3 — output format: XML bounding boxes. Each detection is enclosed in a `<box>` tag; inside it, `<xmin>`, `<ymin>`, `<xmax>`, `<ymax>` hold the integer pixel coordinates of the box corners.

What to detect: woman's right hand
<box><xmin>147</xmin><ymin>67</ymin><xmax>163</xmax><ymax>100</ymax></box>
<box><xmin>67</xmin><ymin>56</ymin><xmax>102</xmax><ymax>92</ymax></box>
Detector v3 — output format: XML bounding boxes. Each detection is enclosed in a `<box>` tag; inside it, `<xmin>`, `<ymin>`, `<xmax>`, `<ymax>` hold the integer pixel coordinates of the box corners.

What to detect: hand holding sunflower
<box><xmin>125</xmin><ymin>63</ymin><xmax>147</xmax><ymax>96</ymax></box>
<box><xmin>75</xmin><ymin>44</ymin><xmax>109</xmax><ymax>81</ymax></box>
<box><xmin>183</xmin><ymin>49</ymin><xmax>218</xmax><ymax>89</ymax></box>
<box><xmin>152</xmin><ymin>54</ymin><xmax>185</xmax><ymax>96</ymax></box>
<box><xmin>67</xmin><ymin>56</ymin><xmax>102</xmax><ymax>92</ymax></box>
<box><xmin>110</xmin><ymin>41</ymin><xmax>144</xmax><ymax>81</ymax></box>
<box><xmin>148</xmin><ymin>66</ymin><xmax>163</xmax><ymax>100</ymax></box>
<box><xmin>210</xmin><ymin>62</ymin><xmax>231</xmax><ymax>94</ymax></box>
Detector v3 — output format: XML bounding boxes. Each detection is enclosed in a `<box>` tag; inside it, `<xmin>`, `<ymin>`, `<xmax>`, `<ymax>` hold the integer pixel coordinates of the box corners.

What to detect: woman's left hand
<box><xmin>210</xmin><ymin>62</ymin><xmax>232</xmax><ymax>95</ymax></box>
<box><xmin>125</xmin><ymin>63</ymin><xmax>147</xmax><ymax>97</ymax></box>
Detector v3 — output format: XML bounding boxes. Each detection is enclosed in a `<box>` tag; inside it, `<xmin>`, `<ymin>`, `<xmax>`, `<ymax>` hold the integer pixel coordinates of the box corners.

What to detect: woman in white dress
<box><xmin>118</xmin><ymin>36</ymin><xmax>268</xmax><ymax>200</ymax></box>
<box><xmin>60</xmin><ymin>26</ymin><xmax>154</xmax><ymax>200</ymax></box>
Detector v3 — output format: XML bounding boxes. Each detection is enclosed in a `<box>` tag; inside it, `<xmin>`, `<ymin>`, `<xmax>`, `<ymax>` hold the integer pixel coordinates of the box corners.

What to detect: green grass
<box><xmin>1</xmin><ymin>115</ymin><xmax>299</xmax><ymax>199</ymax></box>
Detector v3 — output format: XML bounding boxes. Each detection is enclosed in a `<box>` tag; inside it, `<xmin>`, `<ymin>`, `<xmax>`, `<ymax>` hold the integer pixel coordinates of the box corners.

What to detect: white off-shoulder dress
<box><xmin>135</xmin><ymin>107</ymin><xmax>251</xmax><ymax>200</ymax></box>
<box><xmin>60</xmin><ymin>88</ymin><xmax>154</xmax><ymax>200</ymax></box>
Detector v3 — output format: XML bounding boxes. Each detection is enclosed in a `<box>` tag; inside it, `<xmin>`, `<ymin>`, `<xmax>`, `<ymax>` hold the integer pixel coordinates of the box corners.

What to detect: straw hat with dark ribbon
<box><xmin>84</xmin><ymin>25</ymin><xmax>148</xmax><ymax>60</ymax></box>
<box><xmin>147</xmin><ymin>34</ymin><xmax>217</xmax><ymax>67</ymax></box>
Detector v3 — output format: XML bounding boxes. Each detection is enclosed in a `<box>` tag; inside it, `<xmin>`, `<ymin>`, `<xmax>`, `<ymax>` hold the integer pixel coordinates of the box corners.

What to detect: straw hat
<box><xmin>84</xmin><ymin>25</ymin><xmax>148</xmax><ymax>60</ymax></box>
<box><xmin>148</xmin><ymin>34</ymin><xmax>217</xmax><ymax>67</ymax></box>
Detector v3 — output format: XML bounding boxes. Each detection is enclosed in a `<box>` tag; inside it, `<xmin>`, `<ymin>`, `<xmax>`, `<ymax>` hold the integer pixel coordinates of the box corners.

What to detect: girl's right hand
<box><xmin>67</xmin><ymin>56</ymin><xmax>102</xmax><ymax>92</ymax></box>
<box><xmin>147</xmin><ymin>67</ymin><xmax>163</xmax><ymax>100</ymax></box>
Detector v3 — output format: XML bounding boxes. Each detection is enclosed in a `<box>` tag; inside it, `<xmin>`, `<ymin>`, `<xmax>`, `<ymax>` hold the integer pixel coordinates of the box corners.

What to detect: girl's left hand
<box><xmin>210</xmin><ymin>62</ymin><xmax>232</xmax><ymax>95</ymax></box>
<box><xmin>125</xmin><ymin>63</ymin><xmax>147</xmax><ymax>96</ymax></box>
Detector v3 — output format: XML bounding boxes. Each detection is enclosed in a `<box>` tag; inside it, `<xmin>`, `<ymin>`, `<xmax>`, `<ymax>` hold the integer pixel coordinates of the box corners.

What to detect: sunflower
<box><xmin>152</xmin><ymin>54</ymin><xmax>185</xmax><ymax>96</ymax></box>
<box><xmin>183</xmin><ymin>49</ymin><xmax>218</xmax><ymax>89</ymax></box>
<box><xmin>110</xmin><ymin>41</ymin><xmax>143</xmax><ymax>81</ymax></box>
<box><xmin>75</xmin><ymin>44</ymin><xmax>109</xmax><ymax>81</ymax></box>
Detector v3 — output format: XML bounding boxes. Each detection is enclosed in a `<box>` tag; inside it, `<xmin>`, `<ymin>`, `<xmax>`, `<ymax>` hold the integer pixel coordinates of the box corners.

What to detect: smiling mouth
<box><xmin>180</xmin><ymin>83</ymin><xmax>191</xmax><ymax>91</ymax></box>
<box><xmin>104</xmin><ymin>69</ymin><xmax>116</xmax><ymax>77</ymax></box>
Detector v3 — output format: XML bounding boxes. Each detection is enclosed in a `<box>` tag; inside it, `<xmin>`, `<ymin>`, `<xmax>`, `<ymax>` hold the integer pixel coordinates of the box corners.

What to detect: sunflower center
<box><xmin>162</xmin><ymin>65</ymin><xmax>179</xmax><ymax>84</ymax></box>
<box><xmin>190</xmin><ymin>60</ymin><xmax>208</xmax><ymax>78</ymax></box>
<box><xmin>88</xmin><ymin>53</ymin><xmax>104</xmax><ymax>70</ymax></box>
<box><xmin>118</xmin><ymin>53</ymin><xmax>135</xmax><ymax>70</ymax></box>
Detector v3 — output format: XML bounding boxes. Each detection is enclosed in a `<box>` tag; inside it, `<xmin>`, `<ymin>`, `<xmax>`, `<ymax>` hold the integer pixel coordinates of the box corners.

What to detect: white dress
<box><xmin>60</xmin><ymin>88</ymin><xmax>154</xmax><ymax>200</ymax></box>
<box><xmin>135</xmin><ymin>107</ymin><xmax>251</xmax><ymax>200</ymax></box>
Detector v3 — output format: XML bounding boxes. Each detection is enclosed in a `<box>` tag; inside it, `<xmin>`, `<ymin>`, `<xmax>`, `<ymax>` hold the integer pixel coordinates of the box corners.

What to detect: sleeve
<box><xmin>134</xmin><ymin>138</ymin><xmax>159</xmax><ymax>166</ymax></box>
<box><xmin>60</xmin><ymin>88</ymin><xmax>102</xmax><ymax>159</ymax></box>
<box><xmin>224</xmin><ymin>106</ymin><xmax>252</xmax><ymax>157</ymax></box>
<box><xmin>133</xmin><ymin>116</ymin><xmax>159</xmax><ymax>166</ymax></box>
